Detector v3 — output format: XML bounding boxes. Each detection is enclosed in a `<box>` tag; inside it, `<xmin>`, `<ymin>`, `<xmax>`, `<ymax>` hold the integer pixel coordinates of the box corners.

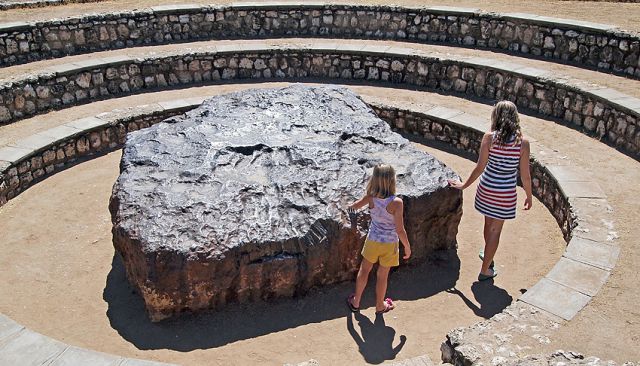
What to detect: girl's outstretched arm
<box><xmin>448</xmin><ymin>132</ymin><xmax>492</xmax><ymax>190</ymax></box>
<box><xmin>519</xmin><ymin>138</ymin><xmax>533</xmax><ymax>210</ymax></box>
<box><xmin>348</xmin><ymin>195</ymin><xmax>370</xmax><ymax>212</ymax></box>
<box><xmin>391</xmin><ymin>198</ymin><xmax>411</xmax><ymax>260</ymax></box>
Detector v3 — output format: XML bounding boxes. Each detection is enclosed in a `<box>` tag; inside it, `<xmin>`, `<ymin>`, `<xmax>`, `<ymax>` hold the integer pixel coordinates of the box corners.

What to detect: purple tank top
<box><xmin>367</xmin><ymin>195</ymin><xmax>399</xmax><ymax>244</ymax></box>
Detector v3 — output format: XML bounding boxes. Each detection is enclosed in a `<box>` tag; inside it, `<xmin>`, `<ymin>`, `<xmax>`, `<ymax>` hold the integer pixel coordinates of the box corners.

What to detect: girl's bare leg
<box><xmin>352</xmin><ymin>259</ymin><xmax>374</xmax><ymax>308</ymax></box>
<box><xmin>375</xmin><ymin>265</ymin><xmax>392</xmax><ymax>311</ymax></box>
<box><xmin>481</xmin><ymin>217</ymin><xmax>504</xmax><ymax>275</ymax></box>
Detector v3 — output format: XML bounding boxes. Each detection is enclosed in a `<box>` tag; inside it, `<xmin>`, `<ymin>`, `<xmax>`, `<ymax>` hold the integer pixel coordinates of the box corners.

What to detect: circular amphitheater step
<box><xmin>0</xmin><ymin>39</ymin><xmax>638</xmax><ymax>158</ymax></box>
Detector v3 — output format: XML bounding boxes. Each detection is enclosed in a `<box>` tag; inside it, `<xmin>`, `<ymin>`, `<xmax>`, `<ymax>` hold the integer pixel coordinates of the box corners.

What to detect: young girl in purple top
<box><xmin>346</xmin><ymin>164</ymin><xmax>412</xmax><ymax>314</ymax></box>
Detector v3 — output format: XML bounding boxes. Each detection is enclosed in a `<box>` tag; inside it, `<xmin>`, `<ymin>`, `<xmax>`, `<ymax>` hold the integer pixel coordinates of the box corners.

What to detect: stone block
<box><xmin>50</xmin><ymin>346</ymin><xmax>121</xmax><ymax>366</ymax></box>
<box><xmin>100</xmin><ymin>55</ymin><xmax>134</xmax><ymax>67</ymax></box>
<box><xmin>72</xmin><ymin>58</ymin><xmax>108</xmax><ymax>72</ymax></box>
<box><xmin>384</xmin><ymin>46</ymin><xmax>417</xmax><ymax>58</ymax></box>
<box><xmin>588</xmin><ymin>88</ymin><xmax>631</xmax><ymax>103</ymax></box>
<box><xmin>464</xmin><ymin>56</ymin><xmax>495</xmax><ymax>69</ymax></box>
<box><xmin>425</xmin><ymin>106</ymin><xmax>464</xmax><ymax>121</ymax></box>
<box><xmin>158</xmin><ymin>99</ymin><xmax>201</xmax><ymax>111</ymax></box>
<box><xmin>336</xmin><ymin>42</ymin><xmax>365</xmax><ymax>53</ymax></box>
<box><xmin>560</xmin><ymin>181</ymin><xmax>606</xmax><ymax>199</ymax></box>
<box><xmin>501</xmin><ymin>13</ymin><xmax>541</xmax><ymax>22</ymax></box>
<box><xmin>0</xmin><ymin>146</ymin><xmax>32</xmax><ymax>164</ymax></box>
<box><xmin>308</xmin><ymin>41</ymin><xmax>339</xmax><ymax>51</ymax></box>
<box><xmin>564</xmin><ymin>237</ymin><xmax>620</xmax><ymax>271</ymax></box>
<box><xmin>45</xmin><ymin>63</ymin><xmax>80</xmax><ymax>75</ymax></box>
<box><xmin>449</xmin><ymin>113</ymin><xmax>489</xmax><ymax>133</ymax></box>
<box><xmin>65</xmin><ymin>116</ymin><xmax>107</xmax><ymax>131</ymax></box>
<box><xmin>519</xmin><ymin>278</ymin><xmax>591</xmax><ymax>320</ymax></box>
<box><xmin>180</xmin><ymin>96</ymin><xmax>207</xmax><ymax>106</ymax></box>
<box><xmin>547</xmin><ymin>165</ymin><xmax>591</xmax><ymax>182</ymax></box>
<box><xmin>150</xmin><ymin>4</ymin><xmax>202</xmax><ymax>14</ymax></box>
<box><xmin>214</xmin><ymin>43</ymin><xmax>242</xmax><ymax>54</ymax></box>
<box><xmin>513</xmin><ymin>66</ymin><xmax>553</xmax><ymax>78</ymax></box>
<box><xmin>39</xmin><ymin>125</ymin><xmax>84</xmax><ymax>141</ymax></box>
<box><xmin>361</xmin><ymin>45</ymin><xmax>392</xmax><ymax>55</ymax></box>
<box><xmin>12</xmin><ymin>133</ymin><xmax>59</xmax><ymax>152</ymax></box>
<box><xmin>0</xmin><ymin>314</ymin><xmax>23</xmax><ymax>343</ymax></box>
<box><xmin>553</xmin><ymin>18</ymin><xmax>615</xmax><ymax>32</ymax></box>
<box><xmin>531</xmin><ymin>16</ymin><xmax>614</xmax><ymax>32</ymax></box>
<box><xmin>611</xmin><ymin>96</ymin><xmax>640</xmax><ymax>113</ymax></box>
<box><xmin>0</xmin><ymin>329</ymin><xmax>66</xmax><ymax>366</ymax></box>
<box><xmin>426</xmin><ymin>6</ymin><xmax>480</xmax><ymax>15</ymax></box>
<box><xmin>546</xmin><ymin>257</ymin><xmax>610</xmax><ymax>296</ymax></box>
<box><xmin>0</xmin><ymin>21</ymin><xmax>31</xmax><ymax>32</ymax></box>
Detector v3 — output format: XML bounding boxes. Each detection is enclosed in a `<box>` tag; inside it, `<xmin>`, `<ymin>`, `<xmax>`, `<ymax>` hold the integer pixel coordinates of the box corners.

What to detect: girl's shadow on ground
<box><xmin>103</xmin><ymin>249</ymin><xmax>473</xmax><ymax>351</ymax></box>
<box><xmin>347</xmin><ymin>312</ymin><xmax>406</xmax><ymax>364</ymax></box>
<box><xmin>445</xmin><ymin>282</ymin><xmax>512</xmax><ymax>319</ymax></box>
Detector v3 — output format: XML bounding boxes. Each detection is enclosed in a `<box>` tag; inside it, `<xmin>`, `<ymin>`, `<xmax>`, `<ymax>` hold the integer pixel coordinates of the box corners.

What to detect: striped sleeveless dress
<box><xmin>474</xmin><ymin>133</ymin><xmax>522</xmax><ymax>220</ymax></box>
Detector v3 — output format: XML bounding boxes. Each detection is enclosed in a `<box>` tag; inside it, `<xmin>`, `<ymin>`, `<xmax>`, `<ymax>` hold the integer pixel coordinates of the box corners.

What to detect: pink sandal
<box><xmin>346</xmin><ymin>294</ymin><xmax>360</xmax><ymax>312</ymax></box>
<box><xmin>375</xmin><ymin>298</ymin><xmax>395</xmax><ymax>314</ymax></box>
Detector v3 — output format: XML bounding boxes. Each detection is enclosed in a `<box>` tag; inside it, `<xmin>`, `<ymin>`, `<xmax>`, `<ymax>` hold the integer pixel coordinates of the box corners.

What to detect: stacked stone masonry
<box><xmin>0</xmin><ymin>4</ymin><xmax>638</xmax><ymax>78</ymax></box>
<box><xmin>0</xmin><ymin>45</ymin><xmax>638</xmax><ymax>157</ymax></box>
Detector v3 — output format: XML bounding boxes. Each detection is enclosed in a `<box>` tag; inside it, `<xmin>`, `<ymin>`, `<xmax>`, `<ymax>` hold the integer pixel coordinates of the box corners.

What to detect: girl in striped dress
<box><xmin>448</xmin><ymin>101</ymin><xmax>533</xmax><ymax>281</ymax></box>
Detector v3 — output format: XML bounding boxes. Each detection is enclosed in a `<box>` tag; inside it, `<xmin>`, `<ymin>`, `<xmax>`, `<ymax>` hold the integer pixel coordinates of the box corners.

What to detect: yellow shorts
<box><xmin>361</xmin><ymin>239</ymin><xmax>399</xmax><ymax>268</ymax></box>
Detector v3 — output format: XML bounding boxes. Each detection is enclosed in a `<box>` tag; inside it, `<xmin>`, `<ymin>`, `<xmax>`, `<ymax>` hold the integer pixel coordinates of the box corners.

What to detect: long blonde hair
<box><xmin>491</xmin><ymin>101</ymin><xmax>522</xmax><ymax>144</ymax></box>
<box><xmin>366</xmin><ymin>164</ymin><xmax>396</xmax><ymax>199</ymax></box>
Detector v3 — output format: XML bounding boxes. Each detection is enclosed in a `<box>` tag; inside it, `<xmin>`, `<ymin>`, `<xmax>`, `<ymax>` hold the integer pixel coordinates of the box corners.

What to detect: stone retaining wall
<box><xmin>0</xmin><ymin>45</ymin><xmax>638</xmax><ymax>157</ymax></box>
<box><xmin>0</xmin><ymin>4</ymin><xmax>638</xmax><ymax>78</ymax></box>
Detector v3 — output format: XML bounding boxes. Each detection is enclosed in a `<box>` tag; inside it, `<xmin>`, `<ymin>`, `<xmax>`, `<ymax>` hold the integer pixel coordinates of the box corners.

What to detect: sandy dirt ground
<box><xmin>0</xmin><ymin>141</ymin><xmax>564</xmax><ymax>365</ymax></box>
<box><xmin>1</xmin><ymin>0</ymin><xmax>639</xmax><ymax>33</ymax></box>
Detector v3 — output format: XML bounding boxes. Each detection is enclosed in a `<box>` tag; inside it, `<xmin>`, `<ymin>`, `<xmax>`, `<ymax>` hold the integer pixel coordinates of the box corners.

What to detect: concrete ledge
<box><xmin>519</xmin><ymin>278</ymin><xmax>592</xmax><ymax>321</ymax></box>
<box><xmin>0</xmin><ymin>3</ymin><xmax>638</xmax><ymax>80</ymax></box>
<box><xmin>546</xmin><ymin>257</ymin><xmax>610</xmax><ymax>296</ymax></box>
<box><xmin>564</xmin><ymin>236</ymin><xmax>620</xmax><ymax>271</ymax></box>
<box><xmin>0</xmin><ymin>329</ymin><xmax>67</xmax><ymax>365</ymax></box>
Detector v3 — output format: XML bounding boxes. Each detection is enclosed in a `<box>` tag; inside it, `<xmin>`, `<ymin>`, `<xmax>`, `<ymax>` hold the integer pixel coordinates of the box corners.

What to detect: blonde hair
<box><xmin>491</xmin><ymin>100</ymin><xmax>522</xmax><ymax>144</ymax></box>
<box><xmin>366</xmin><ymin>164</ymin><xmax>396</xmax><ymax>199</ymax></box>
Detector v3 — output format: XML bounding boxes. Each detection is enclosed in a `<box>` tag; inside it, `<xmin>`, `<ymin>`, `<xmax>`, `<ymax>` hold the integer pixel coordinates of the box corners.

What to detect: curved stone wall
<box><xmin>0</xmin><ymin>3</ymin><xmax>638</xmax><ymax>78</ymax></box>
<box><xmin>0</xmin><ymin>44</ymin><xmax>638</xmax><ymax>157</ymax></box>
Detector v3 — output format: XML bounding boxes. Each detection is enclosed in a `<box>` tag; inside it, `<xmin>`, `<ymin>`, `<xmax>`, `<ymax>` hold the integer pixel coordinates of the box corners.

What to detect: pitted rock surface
<box><xmin>109</xmin><ymin>85</ymin><xmax>462</xmax><ymax>321</ymax></box>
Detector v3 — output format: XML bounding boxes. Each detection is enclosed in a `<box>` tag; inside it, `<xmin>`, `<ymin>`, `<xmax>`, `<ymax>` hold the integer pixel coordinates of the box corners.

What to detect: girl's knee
<box><xmin>376</xmin><ymin>265</ymin><xmax>391</xmax><ymax>277</ymax></box>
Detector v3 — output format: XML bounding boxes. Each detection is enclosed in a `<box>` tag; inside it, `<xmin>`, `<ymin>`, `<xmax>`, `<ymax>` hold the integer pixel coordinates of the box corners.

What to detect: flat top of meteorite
<box><xmin>110</xmin><ymin>85</ymin><xmax>457</xmax><ymax>254</ymax></box>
